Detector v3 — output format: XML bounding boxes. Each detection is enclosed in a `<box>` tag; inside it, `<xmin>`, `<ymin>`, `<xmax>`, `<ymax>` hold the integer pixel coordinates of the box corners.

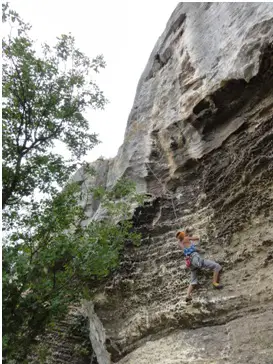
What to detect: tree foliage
<box><xmin>2</xmin><ymin>4</ymin><xmax>144</xmax><ymax>363</ymax></box>
<box><xmin>2</xmin><ymin>176</ymin><xmax>144</xmax><ymax>363</ymax></box>
<box><xmin>2</xmin><ymin>2</ymin><xmax>107</xmax><ymax>216</ymax></box>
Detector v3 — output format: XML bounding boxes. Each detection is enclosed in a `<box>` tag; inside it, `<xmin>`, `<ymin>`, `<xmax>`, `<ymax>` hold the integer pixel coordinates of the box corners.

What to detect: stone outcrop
<box><xmin>28</xmin><ymin>306</ymin><xmax>93</xmax><ymax>364</ymax></box>
<box><xmin>82</xmin><ymin>300</ymin><xmax>111</xmax><ymax>364</ymax></box>
<box><xmin>103</xmin><ymin>2</ymin><xmax>273</xmax><ymax>194</ymax></box>
<box><xmin>68</xmin><ymin>3</ymin><xmax>273</xmax><ymax>364</ymax></box>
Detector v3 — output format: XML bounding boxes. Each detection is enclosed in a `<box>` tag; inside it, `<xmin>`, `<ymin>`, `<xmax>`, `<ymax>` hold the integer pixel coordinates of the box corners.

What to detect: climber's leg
<box><xmin>202</xmin><ymin>259</ymin><xmax>223</xmax><ymax>289</ymax></box>
<box><xmin>186</xmin><ymin>284</ymin><xmax>194</xmax><ymax>301</ymax></box>
<box><xmin>186</xmin><ymin>269</ymin><xmax>198</xmax><ymax>301</ymax></box>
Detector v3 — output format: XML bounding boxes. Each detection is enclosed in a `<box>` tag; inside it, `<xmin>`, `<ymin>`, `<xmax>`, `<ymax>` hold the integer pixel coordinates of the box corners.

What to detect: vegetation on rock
<box><xmin>2</xmin><ymin>2</ymin><xmax>106</xmax><ymax>217</ymax></box>
<box><xmin>2</xmin><ymin>4</ymin><xmax>143</xmax><ymax>363</ymax></box>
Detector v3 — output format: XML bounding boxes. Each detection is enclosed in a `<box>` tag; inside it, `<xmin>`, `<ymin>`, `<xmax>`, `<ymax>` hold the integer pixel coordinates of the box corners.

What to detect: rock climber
<box><xmin>176</xmin><ymin>229</ymin><xmax>223</xmax><ymax>302</ymax></box>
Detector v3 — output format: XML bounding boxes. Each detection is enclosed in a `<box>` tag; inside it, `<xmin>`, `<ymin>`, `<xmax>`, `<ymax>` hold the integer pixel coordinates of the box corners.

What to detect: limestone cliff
<box><xmin>67</xmin><ymin>3</ymin><xmax>273</xmax><ymax>364</ymax></box>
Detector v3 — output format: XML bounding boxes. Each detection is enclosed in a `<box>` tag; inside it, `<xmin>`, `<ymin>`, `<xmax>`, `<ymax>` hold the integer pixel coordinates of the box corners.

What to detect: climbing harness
<box><xmin>185</xmin><ymin>256</ymin><xmax>191</xmax><ymax>268</ymax></box>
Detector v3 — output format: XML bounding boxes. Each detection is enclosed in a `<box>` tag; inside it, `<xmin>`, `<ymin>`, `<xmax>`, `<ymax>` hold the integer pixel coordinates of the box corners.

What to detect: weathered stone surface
<box><xmin>103</xmin><ymin>2</ymin><xmax>273</xmax><ymax>193</ymax></box>
<box><xmin>118</xmin><ymin>311</ymin><xmax>273</xmax><ymax>364</ymax></box>
<box><xmin>82</xmin><ymin>301</ymin><xmax>111</xmax><ymax>364</ymax></box>
<box><xmin>54</xmin><ymin>3</ymin><xmax>273</xmax><ymax>364</ymax></box>
<box><xmin>71</xmin><ymin>158</ymin><xmax>110</xmax><ymax>224</ymax></box>
<box><xmin>79</xmin><ymin>3</ymin><xmax>273</xmax><ymax>364</ymax></box>
<box><xmin>28</xmin><ymin>306</ymin><xmax>93</xmax><ymax>364</ymax></box>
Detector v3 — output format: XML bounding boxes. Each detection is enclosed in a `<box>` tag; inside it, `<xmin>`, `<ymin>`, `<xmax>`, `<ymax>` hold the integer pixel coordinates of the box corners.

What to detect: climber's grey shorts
<box><xmin>190</xmin><ymin>254</ymin><xmax>222</xmax><ymax>285</ymax></box>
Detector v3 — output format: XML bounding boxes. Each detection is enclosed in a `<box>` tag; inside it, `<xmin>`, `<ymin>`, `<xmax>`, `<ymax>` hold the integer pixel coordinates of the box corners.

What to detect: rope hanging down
<box><xmin>133</xmin><ymin>109</ymin><xmax>178</xmax><ymax>220</ymax></box>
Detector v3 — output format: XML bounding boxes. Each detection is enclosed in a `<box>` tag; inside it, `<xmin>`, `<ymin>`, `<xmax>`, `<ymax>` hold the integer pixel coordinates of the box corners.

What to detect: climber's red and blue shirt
<box><xmin>183</xmin><ymin>243</ymin><xmax>196</xmax><ymax>257</ymax></box>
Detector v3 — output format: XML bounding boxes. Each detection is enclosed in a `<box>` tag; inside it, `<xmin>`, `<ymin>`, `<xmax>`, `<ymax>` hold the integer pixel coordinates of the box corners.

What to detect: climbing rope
<box><xmin>145</xmin><ymin>161</ymin><xmax>178</xmax><ymax>220</ymax></box>
<box><xmin>130</xmin><ymin>105</ymin><xmax>180</xmax><ymax>221</ymax></box>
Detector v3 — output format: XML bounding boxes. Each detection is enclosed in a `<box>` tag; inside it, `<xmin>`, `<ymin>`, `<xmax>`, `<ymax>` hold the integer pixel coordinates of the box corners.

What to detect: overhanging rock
<box><xmin>76</xmin><ymin>3</ymin><xmax>273</xmax><ymax>364</ymax></box>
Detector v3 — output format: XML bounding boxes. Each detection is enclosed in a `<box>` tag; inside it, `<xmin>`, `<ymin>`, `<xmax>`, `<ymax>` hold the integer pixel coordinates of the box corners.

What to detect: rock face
<box><xmin>29</xmin><ymin>307</ymin><xmax>93</xmax><ymax>364</ymax></box>
<box><xmin>74</xmin><ymin>3</ymin><xmax>273</xmax><ymax>364</ymax></box>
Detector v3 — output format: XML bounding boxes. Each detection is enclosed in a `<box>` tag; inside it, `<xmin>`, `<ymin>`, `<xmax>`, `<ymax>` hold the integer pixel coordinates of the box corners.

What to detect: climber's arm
<box><xmin>188</xmin><ymin>235</ymin><xmax>200</xmax><ymax>241</ymax></box>
<box><xmin>187</xmin><ymin>236</ymin><xmax>204</xmax><ymax>253</ymax></box>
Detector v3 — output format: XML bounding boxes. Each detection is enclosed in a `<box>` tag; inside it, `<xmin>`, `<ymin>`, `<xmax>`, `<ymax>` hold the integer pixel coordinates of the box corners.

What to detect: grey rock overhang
<box><xmin>72</xmin><ymin>2</ymin><xmax>273</xmax><ymax>222</ymax></box>
<box><xmin>138</xmin><ymin>2</ymin><xmax>273</xmax><ymax>90</ymax></box>
<box><xmin>77</xmin><ymin>3</ymin><xmax>273</xmax><ymax>364</ymax></box>
<box><xmin>104</xmin><ymin>2</ymin><xmax>273</xmax><ymax>192</ymax></box>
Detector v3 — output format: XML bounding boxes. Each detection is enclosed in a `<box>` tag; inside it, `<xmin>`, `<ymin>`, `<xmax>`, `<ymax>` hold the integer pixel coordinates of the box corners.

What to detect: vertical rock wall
<box><xmin>104</xmin><ymin>2</ymin><xmax>273</xmax><ymax>193</ymax></box>
<box><xmin>80</xmin><ymin>3</ymin><xmax>273</xmax><ymax>364</ymax></box>
<box><xmin>50</xmin><ymin>3</ymin><xmax>273</xmax><ymax>364</ymax></box>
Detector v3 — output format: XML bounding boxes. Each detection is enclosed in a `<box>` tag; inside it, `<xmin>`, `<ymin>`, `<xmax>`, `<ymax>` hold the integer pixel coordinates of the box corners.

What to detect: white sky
<box><xmin>8</xmin><ymin>0</ymin><xmax>178</xmax><ymax>162</ymax></box>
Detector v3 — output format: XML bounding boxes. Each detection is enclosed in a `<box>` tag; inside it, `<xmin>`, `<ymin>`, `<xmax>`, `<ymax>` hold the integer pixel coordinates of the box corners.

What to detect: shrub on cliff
<box><xmin>2</xmin><ymin>4</ymin><xmax>143</xmax><ymax>363</ymax></box>
<box><xmin>3</xmin><ymin>175</ymin><xmax>143</xmax><ymax>363</ymax></box>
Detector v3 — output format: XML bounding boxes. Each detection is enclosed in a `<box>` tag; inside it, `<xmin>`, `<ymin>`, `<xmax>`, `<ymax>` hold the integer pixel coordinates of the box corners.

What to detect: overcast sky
<box><xmin>8</xmin><ymin>0</ymin><xmax>178</xmax><ymax>162</ymax></box>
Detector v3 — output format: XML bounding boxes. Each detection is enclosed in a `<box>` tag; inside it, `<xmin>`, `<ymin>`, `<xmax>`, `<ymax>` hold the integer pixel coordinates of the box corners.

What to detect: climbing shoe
<box><xmin>212</xmin><ymin>282</ymin><xmax>223</xmax><ymax>289</ymax></box>
<box><xmin>185</xmin><ymin>296</ymin><xmax>192</xmax><ymax>303</ymax></box>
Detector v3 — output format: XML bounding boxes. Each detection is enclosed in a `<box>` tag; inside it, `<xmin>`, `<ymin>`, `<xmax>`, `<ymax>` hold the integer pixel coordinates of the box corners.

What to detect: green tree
<box><xmin>2</xmin><ymin>2</ymin><xmax>107</xmax><ymax>218</ymax></box>
<box><xmin>2</xmin><ymin>176</ymin><xmax>144</xmax><ymax>363</ymax></box>
<box><xmin>2</xmin><ymin>4</ymin><xmax>145</xmax><ymax>363</ymax></box>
